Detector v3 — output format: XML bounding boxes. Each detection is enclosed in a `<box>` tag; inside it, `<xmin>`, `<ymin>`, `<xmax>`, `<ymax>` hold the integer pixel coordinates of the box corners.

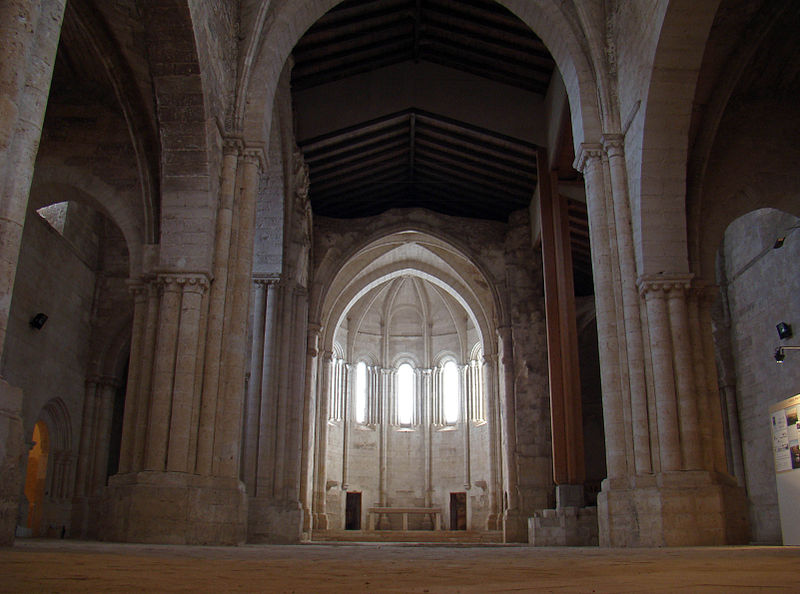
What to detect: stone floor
<box><xmin>1</xmin><ymin>539</ymin><xmax>799</xmax><ymax>592</ymax></box>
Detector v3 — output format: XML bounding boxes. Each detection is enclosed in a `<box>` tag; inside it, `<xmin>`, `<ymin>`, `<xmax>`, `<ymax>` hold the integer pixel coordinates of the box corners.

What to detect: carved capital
<box><xmin>573</xmin><ymin>142</ymin><xmax>604</xmax><ymax>172</ymax></box>
<box><xmin>692</xmin><ymin>279</ymin><xmax>720</xmax><ymax>306</ymax></box>
<box><xmin>222</xmin><ymin>137</ymin><xmax>243</xmax><ymax>157</ymax></box>
<box><xmin>253</xmin><ymin>273</ymin><xmax>281</xmax><ymax>287</ymax></box>
<box><xmin>126</xmin><ymin>279</ymin><xmax>147</xmax><ymax>301</ymax></box>
<box><xmin>241</xmin><ymin>145</ymin><xmax>267</xmax><ymax>171</ymax></box>
<box><xmin>637</xmin><ymin>273</ymin><xmax>694</xmax><ymax>298</ymax></box>
<box><xmin>601</xmin><ymin>133</ymin><xmax>625</xmax><ymax>158</ymax></box>
<box><xmin>157</xmin><ymin>272</ymin><xmax>211</xmax><ymax>294</ymax></box>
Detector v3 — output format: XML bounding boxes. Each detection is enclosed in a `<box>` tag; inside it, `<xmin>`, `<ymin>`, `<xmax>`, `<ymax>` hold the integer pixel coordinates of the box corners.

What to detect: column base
<box><xmin>313</xmin><ymin>512</ymin><xmax>329</xmax><ymax>530</ymax></box>
<box><xmin>529</xmin><ymin>507</ymin><xmax>598</xmax><ymax>546</ymax></box>
<box><xmin>503</xmin><ymin>510</ymin><xmax>528</xmax><ymax>543</ymax></box>
<box><xmin>102</xmin><ymin>471</ymin><xmax>247</xmax><ymax>545</ymax></box>
<box><xmin>528</xmin><ymin>484</ymin><xmax>598</xmax><ymax>546</ymax></box>
<box><xmin>246</xmin><ymin>497</ymin><xmax>304</xmax><ymax>543</ymax></box>
<box><xmin>598</xmin><ymin>471</ymin><xmax>749</xmax><ymax>546</ymax></box>
<box><xmin>0</xmin><ymin>379</ymin><xmax>24</xmax><ymax>546</ymax></box>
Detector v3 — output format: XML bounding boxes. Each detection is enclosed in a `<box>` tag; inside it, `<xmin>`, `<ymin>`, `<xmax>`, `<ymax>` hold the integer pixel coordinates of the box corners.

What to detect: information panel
<box><xmin>770</xmin><ymin>393</ymin><xmax>800</xmax><ymax>545</ymax></box>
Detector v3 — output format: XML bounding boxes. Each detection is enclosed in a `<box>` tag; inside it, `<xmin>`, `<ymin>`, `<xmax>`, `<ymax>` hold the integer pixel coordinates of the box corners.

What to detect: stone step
<box><xmin>311</xmin><ymin>530</ymin><xmax>504</xmax><ymax>544</ymax></box>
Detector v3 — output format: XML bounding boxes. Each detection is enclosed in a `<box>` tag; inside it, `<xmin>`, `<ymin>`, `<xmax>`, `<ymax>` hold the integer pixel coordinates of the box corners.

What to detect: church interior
<box><xmin>1</xmin><ymin>0</ymin><xmax>800</xmax><ymax>587</ymax></box>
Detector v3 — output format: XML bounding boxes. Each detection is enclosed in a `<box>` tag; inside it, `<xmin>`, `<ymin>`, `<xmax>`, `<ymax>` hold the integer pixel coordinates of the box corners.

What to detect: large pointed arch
<box><xmin>235</xmin><ymin>0</ymin><xmax>603</xmax><ymax>154</ymax></box>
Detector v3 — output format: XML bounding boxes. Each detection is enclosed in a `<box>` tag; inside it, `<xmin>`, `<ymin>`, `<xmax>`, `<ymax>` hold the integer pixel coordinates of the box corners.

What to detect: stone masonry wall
<box><xmin>718</xmin><ymin>208</ymin><xmax>800</xmax><ymax>544</ymax></box>
<box><xmin>504</xmin><ymin>209</ymin><xmax>552</xmax><ymax>514</ymax></box>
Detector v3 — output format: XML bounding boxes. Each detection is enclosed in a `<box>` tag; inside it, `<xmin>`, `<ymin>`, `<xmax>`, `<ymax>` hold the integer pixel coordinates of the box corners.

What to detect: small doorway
<box><xmin>450</xmin><ymin>492</ymin><xmax>467</xmax><ymax>530</ymax></box>
<box><xmin>345</xmin><ymin>492</ymin><xmax>361</xmax><ymax>530</ymax></box>
<box><xmin>24</xmin><ymin>421</ymin><xmax>50</xmax><ymax>536</ymax></box>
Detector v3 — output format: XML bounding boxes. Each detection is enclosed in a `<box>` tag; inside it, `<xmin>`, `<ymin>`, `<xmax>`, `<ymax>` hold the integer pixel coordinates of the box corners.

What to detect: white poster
<box><xmin>771</xmin><ymin>399</ymin><xmax>800</xmax><ymax>473</ymax></box>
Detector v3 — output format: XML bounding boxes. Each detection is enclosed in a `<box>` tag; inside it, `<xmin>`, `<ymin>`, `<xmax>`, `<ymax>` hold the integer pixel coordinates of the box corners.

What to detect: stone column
<box><xmin>144</xmin><ymin>275</ymin><xmax>182</xmax><ymax>471</ymax></box>
<box><xmin>242</xmin><ymin>278</ymin><xmax>268</xmax><ymax>495</ymax></box>
<box><xmin>497</xmin><ymin>329</ymin><xmax>518</xmax><ymax>505</ymax></box>
<box><xmin>131</xmin><ymin>280</ymin><xmax>159</xmax><ymax>472</ymax></box>
<box><xmin>118</xmin><ymin>282</ymin><xmax>148</xmax><ymax>474</ymax></box>
<box><xmin>639</xmin><ymin>280</ymin><xmax>681</xmax><ymax>471</ymax></box>
<box><xmin>0</xmin><ymin>3</ymin><xmax>66</xmax><ymax>542</ymax></box>
<box><xmin>665</xmin><ymin>279</ymin><xmax>703</xmax><ymax>470</ymax></box>
<box><xmin>256</xmin><ymin>275</ymin><xmax>280</xmax><ymax>496</ymax></box>
<box><xmin>103</xmin><ymin>151</ymin><xmax>250</xmax><ymax>546</ymax></box>
<box><xmin>460</xmin><ymin>364</ymin><xmax>471</xmax><ymax>490</ymax></box>
<box><xmin>422</xmin><ymin>368</ymin><xmax>433</xmax><ymax>512</ymax></box>
<box><xmin>574</xmin><ymin>145</ymin><xmax>628</xmax><ymax>482</ymax></box>
<box><xmin>341</xmin><ymin>363</ymin><xmax>352</xmax><ymax>490</ymax></box>
<box><xmin>166</xmin><ymin>275</ymin><xmax>209</xmax><ymax>473</ymax></box>
<box><xmin>299</xmin><ymin>322</ymin><xmax>320</xmax><ymax>534</ymax></box>
<box><xmin>196</xmin><ymin>138</ymin><xmax>241</xmax><ymax>475</ymax></box>
<box><xmin>74</xmin><ymin>378</ymin><xmax>99</xmax><ymax>499</ymax></box>
<box><xmin>214</xmin><ymin>147</ymin><xmax>263</xmax><ymax>479</ymax></box>
<box><xmin>602</xmin><ymin>135</ymin><xmax>651</xmax><ymax>475</ymax></box>
<box><xmin>91</xmin><ymin>378</ymin><xmax>119</xmax><ymax>492</ymax></box>
<box><xmin>379</xmin><ymin>368</ymin><xmax>392</xmax><ymax>508</ymax></box>
<box><xmin>483</xmin><ymin>354</ymin><xmax>501</xmax><ymax>531</ymax></box>
<box><xmin>313</xmin><ymin>350</ymin><xmax>333</xmax><ymax>529</ymax></box>
<box><xmin>0</xmin><ymin>0</ymin><xmax>66</xmax><ymax>362</ymax></box>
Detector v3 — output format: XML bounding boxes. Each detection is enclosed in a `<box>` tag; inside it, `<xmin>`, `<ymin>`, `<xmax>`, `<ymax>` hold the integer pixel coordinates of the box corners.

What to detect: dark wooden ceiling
<box><xmin>299</xmin><ymin>108</ymin><xmax>539</xmax><ymax>220</ymax></box>
<box><xmin>292</xmin><ymin>0</ymin><xmax>556</xmax><ymax>222</ymax></box>
<box><xmin>292</xmin><ymin>0</ymin><xmax>555</xmax><ymax>94</ymax></box>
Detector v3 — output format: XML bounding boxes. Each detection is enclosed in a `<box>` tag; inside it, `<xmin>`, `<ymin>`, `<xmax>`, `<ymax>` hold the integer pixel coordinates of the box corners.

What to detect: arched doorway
<box><xmin>23</xmin><ymin>421</ymin><xmax>50</xmax><ymax>537</ymax></box>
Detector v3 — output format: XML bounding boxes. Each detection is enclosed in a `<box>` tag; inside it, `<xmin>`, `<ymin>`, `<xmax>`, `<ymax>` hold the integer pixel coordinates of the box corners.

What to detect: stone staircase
<box><xmin>311</xmin><ymin>530</ymin><xmax>504</xmax><ymax>544</ymax></box>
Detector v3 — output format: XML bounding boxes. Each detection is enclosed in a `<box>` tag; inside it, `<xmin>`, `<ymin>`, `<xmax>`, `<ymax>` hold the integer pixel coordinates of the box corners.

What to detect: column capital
<box><xmin>253</xmin><ymin>273</ymin><xmax>281</xmax><ymax>287</ymax></box>
<box><xmin>157</xmin><ymin>272</ymin><xmax>211</xmax><ymax>294</ymax></box>
<box><xmin>637</xmin><ymin>273</ymin><xmax>694</xmax><ymax>298</ymax></box>
<box><xmin>126</xmin><ymin>279</ymin><xmax>148</xmax><ymax>300</ymax></box>
<box><xmin>222</xmin><ymin>137</ymin><xmax>244</xmax><ymax>157</ymax></box>
<box><xmin>307</xmin><ymin>324</ymin><xmax>322</xmax><ymax>357</ymax></box>
<box><xmin>601</xmin><ymin>133</ymin><xmax>625</xmax><ymax>157</ymax></box>
<box><xmin>241</xmin><ymin>144</ymin><xmax>267</xmax><ymax>171</ymax></box>
<box><xmin>573</xmin><ymin>142</ymin><xmax>604</xmax><ymax>172</ymax></box>
<box><xmin>692</xmin><ymin>279</ymin><xmax>720</xmax><ymax>305</ymax></box>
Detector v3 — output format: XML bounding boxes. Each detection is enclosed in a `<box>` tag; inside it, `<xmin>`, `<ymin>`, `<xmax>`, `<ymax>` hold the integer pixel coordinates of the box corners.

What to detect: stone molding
<box><xmin>637</xmin><ymin>274</ymin><xmax>695</xmax><ymax>298</ymax></box>
<box><xmin>601</xmin><ymin>133</ymin><xmax>625</xmax><ymax>158</ymax></box>
<box><xmin>253</xmin><ymin>273</ymin><xmax>281</xmax><ymax>287</ymax></box>
<box><xmin>241</xmin><ymin>145</ymin><xmax>267</xmax><ymax>171</ymax></box>
<box><xmin>155</xmin><ymin>272</ymin><xmax>211</xmax><ymax>294</ymax></box>
<box><xmin>222</xmin><ymin>137</ymin><xmax>244</xmax><ymax>157</ymax></box>
<box><xmin>573</xmin><ymin>142</ymin><xmax>604</xmax><ymax>172</ymax></box>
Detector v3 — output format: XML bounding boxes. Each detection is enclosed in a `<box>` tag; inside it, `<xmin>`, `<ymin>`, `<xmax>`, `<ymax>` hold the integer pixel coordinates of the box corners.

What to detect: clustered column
<box><xmin>638</xmin><ymin>275</ymin><xmax>723</xmax><ymax>473</ymax></box>
<box><xmin>575</xmin><ymin>137</ymin><xmax>740</xmax><ymax>545</ymax></box>
<box><xmin>107</xmin><ymin>140</ymin><xmax>263</xmax><ymax>544</ymax></box>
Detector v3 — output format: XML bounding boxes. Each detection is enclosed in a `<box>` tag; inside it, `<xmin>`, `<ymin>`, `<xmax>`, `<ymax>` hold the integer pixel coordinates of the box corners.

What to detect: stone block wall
<box><xmin>717</xmin><ymin>208</ymin><xmax>800</xmax><ymax>544</ymax></box>
<box><xmin>504</xmin><ymin>210</ymin><xmax>553</xmax><ymax>515</ymax></box>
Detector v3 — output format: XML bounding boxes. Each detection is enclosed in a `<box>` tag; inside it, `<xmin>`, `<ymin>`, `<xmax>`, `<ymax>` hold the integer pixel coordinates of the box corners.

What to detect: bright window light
<box><xmin>443</xmin><ymin>361</ymin><xmax>460</xmax><ymax>423</ymax></box>
<box><xmin>355</xmin><ymin>361</ymin><xmax>366</xmax><ymax>423</ymax></box>
<box><xmin>397</xmin><ymin>363</ymin><xmax>414</xmax><ymax>424</ymax></box>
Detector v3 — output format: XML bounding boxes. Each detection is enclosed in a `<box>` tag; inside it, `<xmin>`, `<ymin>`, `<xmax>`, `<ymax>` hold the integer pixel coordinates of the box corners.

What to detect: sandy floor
<box><xmin>1</xmin><ymin>540</ymin><xmax>799</xmax><ymax>592</ymax></box>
